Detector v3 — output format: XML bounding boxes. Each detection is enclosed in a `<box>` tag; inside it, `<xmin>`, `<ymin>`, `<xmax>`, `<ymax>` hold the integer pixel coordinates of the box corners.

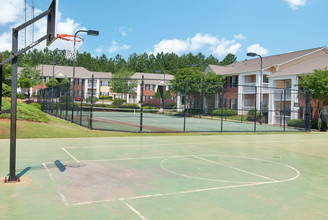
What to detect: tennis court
<box><xmin>1</xmin><ymin>133</ymin><xmax>327</xmax><ymax>219</ymax></box>
<box><xmin>81</xmin><ymin>107</ymin><xmax>304</xmax><ymax>133</ymax></box>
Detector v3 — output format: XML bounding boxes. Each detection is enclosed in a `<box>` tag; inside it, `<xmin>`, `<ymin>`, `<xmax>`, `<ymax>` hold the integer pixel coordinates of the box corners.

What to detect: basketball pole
<box><xmin>0</xmin><ymin>8</ymin><xmax>53</xmax><ymax>182</ymax></box>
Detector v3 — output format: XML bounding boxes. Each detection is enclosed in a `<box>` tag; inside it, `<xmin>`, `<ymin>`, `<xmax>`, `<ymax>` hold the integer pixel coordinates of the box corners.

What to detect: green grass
<box><xmin>1</xmin><ymin>98</ymin><xmax>49</xmax><ymax>123</ymax></box>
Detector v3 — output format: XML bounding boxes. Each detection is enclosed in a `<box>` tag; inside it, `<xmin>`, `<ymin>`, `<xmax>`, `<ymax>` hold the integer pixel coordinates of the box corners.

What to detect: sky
<box><xmin>0</xmin><ymin>0</ymin><xmax>327</xmax><ymax>62</ymax></box>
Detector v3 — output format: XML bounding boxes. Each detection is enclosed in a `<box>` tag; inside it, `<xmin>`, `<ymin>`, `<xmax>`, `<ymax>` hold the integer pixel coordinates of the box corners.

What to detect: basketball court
<box><xmin>1</xmin><ymin>133</ymin><xmax>327</xmax><ymax>219</ymax></box>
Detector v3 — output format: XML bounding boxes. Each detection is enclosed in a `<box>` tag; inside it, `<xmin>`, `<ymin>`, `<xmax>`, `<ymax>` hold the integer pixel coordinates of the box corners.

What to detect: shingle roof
<box><xmin>18</xmin><ymin>65</ymin><xmax>112</xmax><ymax>79</ymax></box>
<box><xmin>268</xmin><ymin>52</ymin><xmax>328</xmax><ymax>77</ymax></box>
<box><xmin>207</xmin><ymin>47</ymin><xmax>325</xmax><ymax>75</ymax></box>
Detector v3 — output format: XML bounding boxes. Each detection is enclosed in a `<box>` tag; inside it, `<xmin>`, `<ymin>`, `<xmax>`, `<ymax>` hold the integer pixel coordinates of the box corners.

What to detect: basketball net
<box><xmin>57</xmin><ymin>34</ymin><xmax>84</xmax><ymax>60</ymax></box>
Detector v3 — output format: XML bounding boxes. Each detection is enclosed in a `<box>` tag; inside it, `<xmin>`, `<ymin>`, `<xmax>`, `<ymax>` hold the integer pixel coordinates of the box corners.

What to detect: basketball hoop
<box><xmin>57</xmin><ymin>34</ymin><xmax>84</xmax><ymax>60</ymax></box>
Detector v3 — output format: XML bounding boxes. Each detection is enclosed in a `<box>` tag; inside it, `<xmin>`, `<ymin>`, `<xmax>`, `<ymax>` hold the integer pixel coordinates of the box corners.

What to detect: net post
<box><xmin>80</xmin><ymin>88</ymin><xmax>83</xmax><ymax>126</ymax></box>
<box><xmin>305</xmin><ymin>90</ymin><xmax>312</xmax><ymax>132</ymax></box>
<box><xmin>90</xmin><ymin>75</ymin><xmax>94</xmax><ymax>129</ymax></box>
<box><xmin>139</xmin><ymin>75</ymin><xmax>144</xmax><ymax>132</ymax></box>
<box><xmin>283</xmin><ymin>88</ymin><xmax>286</xmax><ymax>132</ymax></box>
<box><xmin>183</xmin><ymin>80</ymin><xmax>187</xmax><ymax>132</ymax></box>
<box><xmin>65</xmin><ymin>82</ymin><xmax>68</xmax><ymax>120</ymax></box>
<box><xmin>220</xmin><ymin>85</ymin><xmax>224</xmax><ymax>132</ymax></box>
<box><xmin>254</xmin><ymin>85</ymin><xmax>257</xmax><ymax>132</ymax></box>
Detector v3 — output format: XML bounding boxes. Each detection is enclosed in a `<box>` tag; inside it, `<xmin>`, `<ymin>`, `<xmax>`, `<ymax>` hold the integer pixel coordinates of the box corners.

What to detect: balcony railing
<box><xmin>274</xmin><ymin>89</ymin><xmax>291</xmax><ymax>100</ymax></box>
<box><xmin>242</xmin><ymin>83</ymin><xmax>270</xmax><ymax>94</ymax></box>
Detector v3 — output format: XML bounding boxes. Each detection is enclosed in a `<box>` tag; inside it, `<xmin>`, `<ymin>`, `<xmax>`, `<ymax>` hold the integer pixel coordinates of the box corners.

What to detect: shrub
<box><xmin>311</xmin><ymin>120</ymin><xmax>327</xmax><ymax>130</ymax></box>
<box><xmin>2</xmin><ymin>83</ymin><xmax>11</xmax><ymax>97</ymax></box>
<box><xmin>209</xmin><ymin>109</ymin><xmax>238</xmax><ymax>116</ymax></box>
<box><xmin>287</xmin><ymin>119</ymin><xmax>305</xmax><ymax>128</ymax></box>
<box><xmin>17</xmin><ymin>93</ymin><xmax>28</xmax><ymax>99</ymax></box>
<box><xmin>246</xmin><ymin>109</ymin><xmax>262</xmax><ymax>121</ymax></box>
<box><xmin>99</xmin><ymin>95</ymin><xmax>112</xmax><ymax>100</ymax></box>
<box><xmin>118</xmin><ymin>104</ymin><xmax>140</xmax><ymax>109</ymax></box>
<box><xmin>86</xmin><ymin>96</ymin><xmax>99</xmax><ymax>103</ymax></box>
<box><xmin>28</xmin><ymin>103</ymin><xmax>41</xmax><ymax>110</ymax></box>
<box><xmin>31</xmin><ymin>94</ymin><xmax>38</xmax><ymax>97</ymax></box>
<box><xmin>143</xmin><ymin>98</ymin><xmax>161</xmax><ymax>108</ymax></box>
<box><xmin>164</xmin><ymin>99</ymin><xmax>176</xmax><ymax>108</ymax></box>
<box><xmin>112</xmin><ymin>98</ymin><xmax>125</xmax><ymax>106</ymax></box>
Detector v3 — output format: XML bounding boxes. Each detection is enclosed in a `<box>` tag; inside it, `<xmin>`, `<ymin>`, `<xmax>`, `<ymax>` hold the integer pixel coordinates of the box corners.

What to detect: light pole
<box><xmin>247</xmin><ymin>52</ymin><xmax>263</xmax><ymax>124</ymax></box>
<box><xmin>190</xmin><ymin>63</ymin><xmax>203</xmax><ymax>110</ymax></box>
<box><xmin>0</xmin><ymin>52</ymin><xmax>3</xmax><ymax>114</ymax></box>
<box><xmin>71</xmin><ymin>29</ymin><xmax>99</xmax><ymax>123</ymax></box>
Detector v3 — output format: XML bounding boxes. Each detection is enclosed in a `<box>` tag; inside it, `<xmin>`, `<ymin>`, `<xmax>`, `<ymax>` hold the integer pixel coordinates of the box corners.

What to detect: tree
<box><xmin>298</xmin><ymin>68</ymin><xmax>328</xmax><ymax>131</ymax></box>
<box><xmin>109</xmin><ymin>67</ymin><xmax>136</xmax><ymax>99</ymax></box>
<box><xmin>18</xmin><ymin>65</ymin><xmax>41</xmax><ymax>98</ymax></box>
<box><xmin>220</xmin><ymin>53</ymin><xmax>237</xmax><ymax>66</ymax></box>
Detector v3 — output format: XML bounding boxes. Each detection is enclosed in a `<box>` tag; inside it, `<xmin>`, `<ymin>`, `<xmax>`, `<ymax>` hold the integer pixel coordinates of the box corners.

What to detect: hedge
<box><xmin>209</xmin><ymin>109</ymin><xmax>238</xmax><ymax>116</ymax></box>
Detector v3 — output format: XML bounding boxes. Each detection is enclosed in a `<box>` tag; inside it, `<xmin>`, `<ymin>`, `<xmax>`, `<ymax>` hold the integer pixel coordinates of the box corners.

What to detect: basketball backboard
<box><xmin>46</xmin><ymin>0</ymin><xmax>58</xmax><ymax>46</ymax></box>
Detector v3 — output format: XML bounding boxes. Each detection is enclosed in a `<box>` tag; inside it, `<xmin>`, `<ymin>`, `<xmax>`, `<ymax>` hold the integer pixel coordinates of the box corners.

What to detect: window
<box><xmin>78</xmin><ymin>79</ymin><xmax>83</xmax><ymax>85</ymax></box>
<box><xmin>263</xmin><ymin>75</ymin><xmax>269</xmax><ymax>83</ymax></box>
<box><xmin>70</xmin><ymin>78</ymin><xmax>73</xmax><ymax>83</ymax></box>
<box><xmin>230</xmin><ymin>99</ymin><xmax>237</xmax><ymax>110</ymax></box>
<box><xmin>101</xmin><ymin>92</ymin><xmax>109</xmax><ymax>96</ymax></box>
<box><xmin>114</xmin><ymin>94</ymin><xmax>122</xmax><ymax>99</ymax></box>
<box><xmin>142</xmin><ymin>95</ymin><xmax>146</xmax><ymax>101</ymax></box>
<box><xmin>221</xmin><ymin>99</ymin><xmax>227</xmax><ymax>108</ymax></box>
<box><xmin>45</xmin><ymin>77</ymin><xmax>50</xmax><ymax>83</ymax></box>
<box><xmin>149</xmin><ymin>84</ymin><xmax>154</xmax><ymax>90</ymax></box>
<box><xmin>101</xmin><ymin>81</ymin><xmax>108</xmax><ymax>87</ymax></box>
<box><xmin>286</xmin><ymin>81</ymin><xmax>291</xmax><ymax>89</ymax></box>
<box><xmin>230</xmin><ymin>76</ymin><xmax>238</xmax><ymax>88</ymax></box>
<box><xmin>149</xmin><ymin>96</ymin><xmax>154</xmax><ymax>99</ymax></box>
<box><xmin>77</xmin><ymin>90</ymin><xmax>83</xmax><ymax>96</ymax></box>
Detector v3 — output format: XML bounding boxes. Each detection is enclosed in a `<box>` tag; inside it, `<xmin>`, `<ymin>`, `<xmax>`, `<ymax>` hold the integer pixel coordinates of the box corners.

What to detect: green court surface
<box><xmin>1</xmin><ymin>133</ymin><xmax>327</xmax><ymax>219</ymax></box>
<box><xmin>86</xmin><ymin>109</ymin><xmax>303</xmax><ymax>132</ymax></box>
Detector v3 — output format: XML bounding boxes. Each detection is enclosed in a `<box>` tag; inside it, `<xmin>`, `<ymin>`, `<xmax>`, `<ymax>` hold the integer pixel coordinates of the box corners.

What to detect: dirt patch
<box><xmin>0</xmin><ymin>176</ymin><xmax>32</xmax><ymax>187</ymax></box>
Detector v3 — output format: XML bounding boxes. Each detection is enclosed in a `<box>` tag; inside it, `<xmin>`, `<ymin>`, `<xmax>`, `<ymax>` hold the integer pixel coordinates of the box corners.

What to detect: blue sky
<box><xmin>0</xmin><ymin>0</ymin><xmax>327</xmax><ymax>62</ymax></box>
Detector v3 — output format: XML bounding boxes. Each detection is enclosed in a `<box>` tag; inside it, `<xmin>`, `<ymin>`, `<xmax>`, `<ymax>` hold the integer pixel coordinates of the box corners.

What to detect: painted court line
<box><xmin>192</xmin><ymin>155</ymin><xmax>277</xmax><ymax>182</ymax></box>
<box><xmin>124</xmin><ymin>202</ymin><xmax>148</xmax><ymax>220</ymax></box>
<box><xmin>71</xmin><ymin>182</ymin><xmax>271</xmax><ymax>206</ymax></box>
<box><xmin>63</xmin><ymin>138</ymin><xmax>328</xmax><ymax>149</ymax></box>
<box><xmin>61</xmin><ymin>147</ymin><xmax>80</xmax><ymax>163</ymax></box>
<box><xmin>42</xmin><ymin>163</ymin><xmax>69</xmax><ymax>206</ymax></box>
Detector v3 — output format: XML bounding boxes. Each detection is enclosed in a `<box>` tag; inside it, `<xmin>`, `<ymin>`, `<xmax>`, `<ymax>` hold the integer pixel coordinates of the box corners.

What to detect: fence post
<box><xmin>220</xmin><ymin>85</ymin><xmax>224</xmax><ymax>132</ymax></box>
<box><xmin>65</xmin><ymin>83</ymin><xmax>68</xmax><ymax>120</ymax></box>
<box><xmin>254</xmin><ymin>86</ymin><xmax>257</xmax><ymax>132</ymax></box>
<box><xmin>80</xmin><ymin>88</ymin><xmax>83</xmax><ymax>126</ymax></box>
<box><xmin>283</xmin><ymin>88</ymin><xmax>286</xmax><ymax>132</ymax></box>
<box><xmin>183</xmin><ymin>81</ymin><xmax>187</xmax><ymax>132</ymax></box>
<box><xmin>90</xmin><ymin>75</ymin><xmax>94</xmax><ymax>129</ymax></box>
<box><xmin>139</xmin><ymin>75</ymin><xmax>144</xmax><ymax>132</ymax></box>
<box><xmin>305</xmin><ymin>90</ymin><xmax>312</xmax><ymax>132</ymax></box>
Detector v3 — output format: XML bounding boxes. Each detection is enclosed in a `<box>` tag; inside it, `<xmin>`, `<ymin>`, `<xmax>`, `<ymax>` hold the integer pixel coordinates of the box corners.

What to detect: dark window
<box><xmin>230</xmin><ymin>76</ymin><xmax>238</xmax><ymax>88</ymax></box>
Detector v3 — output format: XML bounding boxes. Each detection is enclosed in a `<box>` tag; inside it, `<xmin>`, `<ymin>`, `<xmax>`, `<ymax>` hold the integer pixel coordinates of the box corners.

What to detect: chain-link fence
<box><xmin>39</xmin><ymin>76</ymin><xmax>312</xmax><ymax>133</ymax></box>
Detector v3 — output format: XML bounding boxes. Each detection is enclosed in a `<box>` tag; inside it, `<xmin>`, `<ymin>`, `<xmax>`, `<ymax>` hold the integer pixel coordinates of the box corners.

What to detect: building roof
<box><xmin>131</xmin><ymin>72</ymin><xmax>174</xmax><ymax>84</ymax></box>
<box><xmin>268</xmin><ymin>52</ymin><xmax>328</xmax><ymax>78</ymax></box>
<box><xmin>207</xmin><ymin>47</ymin><xmax>325</xmax><ymax>75</ymax></box>
<box><xmin>18</xmin><ymin>65</ymin><xmax>112</xmax><ymax>79</ymax></box>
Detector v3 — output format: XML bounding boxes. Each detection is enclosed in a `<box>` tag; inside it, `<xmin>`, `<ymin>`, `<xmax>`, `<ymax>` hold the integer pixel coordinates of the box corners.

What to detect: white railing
<box><xmin>242</xmin><ymin>83</ymin><xmax>256</xmax><ymax>93</ymax></box>
<box><xmin>274</xmin><ymin>89</ymin><xmax>292</xmax><ymax>100</ymax></box>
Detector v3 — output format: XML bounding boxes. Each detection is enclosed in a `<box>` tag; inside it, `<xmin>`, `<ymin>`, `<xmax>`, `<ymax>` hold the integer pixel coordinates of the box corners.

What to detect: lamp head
<box><xmin>87</xmin><ymin>30</ymin><xmax>99</xmax><ymax>36</ymax></box>
<box><xmin>247</xmin><ymin>52</ymin><xmax>258</xmax><ymax>57</ymax></box>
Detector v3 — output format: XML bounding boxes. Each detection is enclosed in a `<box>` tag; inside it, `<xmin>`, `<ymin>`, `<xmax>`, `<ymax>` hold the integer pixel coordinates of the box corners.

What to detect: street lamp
<box><xmin>71</xmin><ymin>29</ymin><xmax>99</xmax><ymax>123</ymax></box>
<box><xmin>247</xmin><ymin>52</ymin><xmax>263</xmax><ymax>124</ymax></box>
<box><xmin>190</xmin><ymin>63</ymin><xmax>203</xmax><ymax>110</ymax></box>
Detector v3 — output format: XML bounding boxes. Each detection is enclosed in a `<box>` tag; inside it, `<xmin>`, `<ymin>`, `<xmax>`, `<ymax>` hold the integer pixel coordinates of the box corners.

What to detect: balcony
<box><xmin>274</xmin><ymin>89</ymin><xmax>291</xmax><ymax>100</ymax></box>
<box><xmin>241</xmin><ymin>83</ymin><xmax>269</xmax><ymax>94</ymax></box>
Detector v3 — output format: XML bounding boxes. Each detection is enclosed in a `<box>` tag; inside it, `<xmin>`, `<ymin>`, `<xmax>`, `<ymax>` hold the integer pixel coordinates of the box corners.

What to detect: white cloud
<box><xmin>247</xmin><ymin>44</ymin><xmax>268</xmax><ymax>56</ymax></box>
<box><xmin>0</xmin><ymin>1</ymin><xmax>84</xmax><ymax>52</ymax></box>
<box><xmin>108</xmin><ymin>41</ymin><xmax>130</xmax><ymax>53</ymax></box>
<box><xmin>150</xmin><ymin>33</ymin><xmax>244</xmax><ymax>57</ymax></box>
<box><xmin>0</xmin><ymin>32</ymin><xmax>12</xmax><ymax>51</ymax></box>
<box><xmin>152</xmin><ymin>39</ymin><xmax>189</xmax><ymax>55</ymax></box>
<box><xmin>95</xmin><ymin>47</ymin><xmax>103</xmax><ymax>54</ymax></box>
<box><xmin>118</xmin><ymin>26</ymin><xmax>132</xmax><ymax>38</ymax></box>
<box><xmin>234</xmin><ymin>34</ymin><xmax>246</xmax><ymax>40</ymax></box>
<box><xmin>0</xmin><ymin>0</ymin><xmax>25</xmax><ymax>25</ymax></box>
<box><xmin>189</xmin><ymin>33</ymin><xmax>219</xmax><ymax>51</ymax></box>
<box><xmin>283</xmin><ymin>0</ymin><xmax>306</xmax><ymax>10</ymax></box>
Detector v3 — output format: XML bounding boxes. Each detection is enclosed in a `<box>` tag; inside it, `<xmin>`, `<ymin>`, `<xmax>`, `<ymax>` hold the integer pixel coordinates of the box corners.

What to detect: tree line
<box><xmin>1</xmin><ymin>48</ymin><xmax>237</xmax><ymax>75</ymax></box>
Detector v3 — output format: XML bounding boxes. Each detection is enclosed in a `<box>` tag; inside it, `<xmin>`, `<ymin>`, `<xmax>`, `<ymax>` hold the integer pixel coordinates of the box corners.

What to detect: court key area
<box><xmin>1</xmin><ymin>133</ymin><xmax>328</xmax><ymax>219</ymax></box>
